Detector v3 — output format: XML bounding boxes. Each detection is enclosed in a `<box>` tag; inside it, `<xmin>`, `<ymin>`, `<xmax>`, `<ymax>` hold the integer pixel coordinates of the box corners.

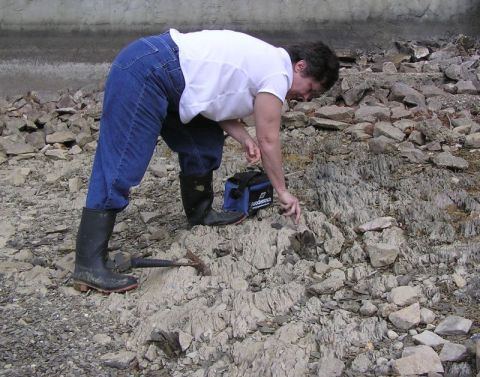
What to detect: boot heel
<box><xmin>73</xmin><ymin>281</ymin><xmax>90</xmax><ymax>292</ymax></box>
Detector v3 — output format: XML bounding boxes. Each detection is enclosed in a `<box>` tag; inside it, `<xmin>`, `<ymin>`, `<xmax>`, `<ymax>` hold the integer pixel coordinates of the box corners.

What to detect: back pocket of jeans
<box><xmin>112</xmin><ymin>38</ymin><xmax>159</xmax><ymax>69</ymax></box>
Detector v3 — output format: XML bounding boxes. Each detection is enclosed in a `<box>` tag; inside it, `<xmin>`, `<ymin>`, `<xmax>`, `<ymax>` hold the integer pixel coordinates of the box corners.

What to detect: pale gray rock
<box><xmin>420</xmin><ymin>308</ymin><xmax>436</xmax><ymax>324</ymax></box>
<box><xmin>465</xmin><ymin>133</ymin><xmax>480</xmax><ymax>148</ymax></box>
<box><xmin>351</xmin><ymin>353</ymin><xmax>371</xmax><ymax>373</ymax></box>
<box><xmin>282</xmin><ymin>111</ymin><xmax>308</xmax><ymax>129</ymax></box>
<box><xmin>412</xmin><ymin>330</ymin><xmax>447</xmax><ymax>347</ymax></box>
<box><xmin>373</xmin><ymin>121</ymin><xmax>405</xmax><ymax>141</ymax></box>
<box><xmin>309</xmin><ymin>117</ymin><xmax>349</xmax><ymax>131</ymax></box>
<box><xmin>382</xmin><ymin>61</ymin><xmax>397</xmax><ymax>73</ymax></box>
<box><xmin>393</xmin><ymin>345</ymin><xmax>443</xmax><ymax>375</ymax></box>
<box><xmin>45</xmin><ymin>148</ymin><xmax>68</xmax><ymax>160</ymax></box>
<box><xmin>400</xmin><ymin>62</ymin><xmax>425</xmax><ymax>73</ymax></box>
<box><xmin>432</xmin><ymin>151</ymin><xmax>468</xmax><ymax>170</ymax></box>
<box><xmin>93</xmin><ymin>333</ymin><xmax>112</xmax><ymax>346</ymax></box>
<box><xmin>391</xmin><ymin>106</ymin><xmax>411</xmax><ymax>120</ymax></box>
<box><xmin>342</xmin><ymin>82</ymin><xmax>370</xmax><ymax>106</ymax></box>
<box><xmin>423</xmin><ymin>62</ymin><xmax>441</xmax><ymax>72</ymax></box>
<box><xmin>25</xmin><ymin>131</ymin><xmax>46</xmax><ymax>150</ymax></box>
<box><xmin>368</xmin><ymin>136</ymin><xmax>397</xmax><ymax>154</ymax></box>
<box><xmin>366</xmin><ymin>242</ymin><xmax>399</xmax><ymax>267</ymax></box>
<box><xmin>75</xmin><ymin>132</ymin><xmax>94</xmax><ymax>147</ymax></box>
<box><xmin>293</xmin><ymin>101</ymin><xmax>321</xmax><ymax>114</ymax></box>
<box><xmin>355</xmin><ymin>105</ymin><xmax>390</xmax><ymax>122</ymax></box>
<box><xmin>445</xmin><ymin>64</ymin><xmax>463</xmax><ymax>81</ymax></box>
<box><xmin>394</xmin><ymin>119</ymin><xmax>416</xmax><ymax>132</ymax></box>
<box><xmin>439</xmin><ymin>342</ymin><xmax>468</xmax><ymax>362</ymax></box>
<box><xmin>308</xmin><ymin>269</ymin><xmax>345</xmax><ymax>294</ymax></box>
<box><xmin>387</xmin><ymin>329</ymin><xmax>399</xmax><ymax>339</ymax></box>
<box><xmin>408</xmin><ymin>130</ymin><xmax>425</xmax><ymax>145</ymax></box>
<box><xmin>68</xmin><ymin>177</ymin><xmax>82</xmax><ymax>193</ymax></box>
<box><xmin>322</xmin><ymin>222</ymin><xmax>345</xmax><ymax>256</ymax></box>
<box><xmin>315</xmin><ymin>105</ymin><xmax>354</xmax><ymax>122</ymax></box>
<box><xmin>100</xmin><ymin>351</ymin><xmax>136</xmax><ymax>369</ymax></box>
<box><xmin>420</xmin><ymin>85</ymin><xmax>447</xmax><ymax>97</ymax></box>
<box><xmin>2</xmin><ymin>139</ymin><xmax>35</xmax><ymax>155</ymax></box>
<box><xmin>416</xmin><ymin>118</ymin><xmax>464</xmax><ymax>144</ymax></box>
<box><xmin>317</xmin><ymin>356</ymin><xmax>345</xmax><ymax>377</ymax></box>
<box><xmin>390</xmin><ymin>83</ymin><xmax>426</xmax><ymax>107</ymax></box>
<box><xmin>357</xmin><ymin>216</ymin><xmax>396</xmax><ymax>233</ymax></box>
<box><xmin>456</xmin><ymin>80</ymin><xmax>478</xmax><ymax>95</ymax></box>
<box><xmin>46</xmin><ymin>131</ymin><xmax>76</xmax><ymax>144</ymax></box>
<box><xmin>359</xmin><ymin>300</ymin><xmax>378</xmax><ymax>316</ymax></box>
<box><xmin>389</xmin><ymin>303</ymin><xmax>421</xmax><ymax>330</ymax></box>
<box><xmin>434</xmin><ymin>315</ymin><xmax>472</xmax><ymax>335</ymax></box>
<box><xmin>389</xmin><ymin>286</ymin><xmax>421</xmax><ymax>306</ymax></box>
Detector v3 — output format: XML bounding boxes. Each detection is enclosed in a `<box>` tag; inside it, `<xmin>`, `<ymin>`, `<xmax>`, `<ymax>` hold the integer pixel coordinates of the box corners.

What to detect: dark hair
<box><xmin>285</xmin><ymin>41</ymin><xmax>339</xmax><ymax>91</ymax></box>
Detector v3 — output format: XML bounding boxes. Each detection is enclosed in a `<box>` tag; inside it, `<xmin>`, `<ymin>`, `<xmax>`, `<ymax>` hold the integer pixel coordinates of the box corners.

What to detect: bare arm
<box><xmin>220</xmin><ymin>119</ymin><xmax>261</xmax><ymax>164</ymax></box>
<box><xmin>254</xmin><ymin>93</ymin><xmax>301</xmax><ymax>223</ymax></box>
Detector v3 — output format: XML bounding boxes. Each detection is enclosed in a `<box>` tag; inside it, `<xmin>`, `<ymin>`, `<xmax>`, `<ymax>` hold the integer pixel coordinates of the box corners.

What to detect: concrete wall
<box><xmin>1</xmin><ymin>0</ymin><xmax>479</xmax><ymax>34</ymax></box>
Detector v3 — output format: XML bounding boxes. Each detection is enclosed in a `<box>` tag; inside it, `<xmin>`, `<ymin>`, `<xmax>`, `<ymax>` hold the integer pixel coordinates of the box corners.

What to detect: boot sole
<box><xmin>73</xmin><ymin>280</ymin><xmax>139</xmax><ymax>294</ymax></box>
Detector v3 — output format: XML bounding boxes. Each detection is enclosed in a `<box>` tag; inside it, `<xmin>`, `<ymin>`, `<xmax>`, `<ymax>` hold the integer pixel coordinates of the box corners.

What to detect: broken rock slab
<box><xmin>314</xmin><ymin>105</ymin><xmax>354</xmax><ymax>122</ymax></box>
<box><xmin>432</xmin><ymin>151</ymin><xmax>469</xmax><ymax>170</ymax></box>
<box><xmin>439</xmin><ymin>342</ymin><xmax>468</xmax><ymax>362</ymax></box>
<box><xmin>356</xmin><ymin>216</ymin><xmax>396</xmax><ymax>233</ymax></box>
<box><xmin>309</xmin><ymin>117</ymin><xmax>349</xmax><ymax>131</ymax></box>
<box><xmin>317</xmin><ymin>356</ymin><xmax>345</xmax><ymax>377</ymax></box>
<box><xmin>373</xmin><ymin>121</ymin><xmax>405</xmax><ymax>142</ymax></box>
<box><xmin>393</xmin><ymin>345</ymin><xmax>444</xmax><ymax>375</ymax></box>
<box><xmin>434</xmin><ymin>315</ymin><xmax>472</xmax><ymax>335</ymax></box>
<box><xmin>465</xmin><ymin>133</ymin><xmax>480</xmax><ymax>148</ymax></box>
<box><xmin>355</xmin><ymin>105</ymin><xmax>391</xmax><ymax>123</ymax></box>
<box><xmin>366</xmin><ymin>242</ymin><xmax>399</xmax><ymax>268</ymax></box>
<box><xmin>412</xmin><ymin>330</ymin><xmax>448</xmax><ymax>347</ymax></box>
<box><xmin>308</xmin><ymin>269</ymin><xmax>345</xmax><ymax>295</ymax></box>
<box><xmin>388</xmin><ymin>286</ymin><xmax>421</xmax><ymax>306</ymax></box>
<box><xmin>389</xmin><ymin>302</ymin><xmax>421</xmax><ymax>330</ymax></box>
<box><xmin>100</xmin><ymin>351</ymin><xmax>136</xmax><ymax>369</ymax></box>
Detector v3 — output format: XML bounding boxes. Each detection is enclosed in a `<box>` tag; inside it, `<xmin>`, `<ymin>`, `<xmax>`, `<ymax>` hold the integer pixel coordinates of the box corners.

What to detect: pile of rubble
<box><xmin>1</xmin><ymin>35</ymin><xmax>479</xmax><ymax>376</ymax></box>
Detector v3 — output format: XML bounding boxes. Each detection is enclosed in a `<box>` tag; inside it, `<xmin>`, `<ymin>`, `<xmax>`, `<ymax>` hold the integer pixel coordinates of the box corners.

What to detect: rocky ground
<box><xmin>1</xmin><ymin>35</ymin><xmax>480</xmax><ymax>376</ymax></box>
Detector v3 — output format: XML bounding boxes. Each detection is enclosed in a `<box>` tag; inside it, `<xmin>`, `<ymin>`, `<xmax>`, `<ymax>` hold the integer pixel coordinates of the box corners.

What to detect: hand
<box><xmin>277</xmin><ymin>190</ymin><xmax>301</xmax><ymax>224</ymax></box>
<box><xmin>243</xmin><ymin>137</ymin><xmax>261</xmax><ymax>164</ymax></box>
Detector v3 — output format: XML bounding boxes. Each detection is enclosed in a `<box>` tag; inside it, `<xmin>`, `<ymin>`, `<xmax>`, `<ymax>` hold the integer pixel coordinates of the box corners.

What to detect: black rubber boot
<box><xmin>72</xmin><ymin>208</ymin><xmax>138</xmax><ymax>293</ymax></box>
<box><xmin>180</xmin><ymin>172</ymin><xmax>245</xmax><ymax>226</ymax></box>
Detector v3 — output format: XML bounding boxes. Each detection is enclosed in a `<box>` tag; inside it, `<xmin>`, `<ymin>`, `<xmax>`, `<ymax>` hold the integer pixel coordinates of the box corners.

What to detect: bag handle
<box><xmin>229</xmin><ymin>169</ymin><xmax>266</xmax><ymax>199</ymax></box>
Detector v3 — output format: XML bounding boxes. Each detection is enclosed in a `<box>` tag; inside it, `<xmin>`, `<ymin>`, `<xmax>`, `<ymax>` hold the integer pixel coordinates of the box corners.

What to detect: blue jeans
<box><xmin>85</xmin><ymin>31</ymin><xmax>225</xmax><ymax>210</ymax></box>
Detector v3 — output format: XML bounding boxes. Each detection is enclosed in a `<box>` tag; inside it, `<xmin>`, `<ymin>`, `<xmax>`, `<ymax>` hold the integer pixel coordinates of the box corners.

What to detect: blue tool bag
<box><xmin>223</xmin><ymin>170</ymin><xmax>273</xmax><ymax>216</ymax></box>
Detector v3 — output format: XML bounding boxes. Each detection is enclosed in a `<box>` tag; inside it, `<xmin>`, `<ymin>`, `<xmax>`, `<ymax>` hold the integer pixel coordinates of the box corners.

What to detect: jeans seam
<box><xmin>104</xmin><ymin>76</ymin><xmax>149</xmax><ymax>208</ymax></box>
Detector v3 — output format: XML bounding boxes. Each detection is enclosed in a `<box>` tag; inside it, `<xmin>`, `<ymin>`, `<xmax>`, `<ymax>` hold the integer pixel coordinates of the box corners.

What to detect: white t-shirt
<box><xmin>170</xmin><ymin>29</ymin><xmax>293</xmax><ymax>123</ymax></box>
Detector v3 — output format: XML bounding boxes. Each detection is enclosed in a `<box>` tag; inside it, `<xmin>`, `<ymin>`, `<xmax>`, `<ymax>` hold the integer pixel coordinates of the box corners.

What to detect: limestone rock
<box><xmin>434</xmin><ymin>315</ymin><xmax>472</xmax><ymax>335</ymax></box>
<box><xmin>373</xmin><ymin>121</ymin><xmax>405</xmax><ymax>142</ymax></box>
<box><xmin>465</xmin><ymin>133</ymin><xmax>480</xmax><ymax>148</ymax></box>
<box><xmin>355</xmin><ymin>105</ymin><xmax>391</xmax><ymax>122</ymax></box>
<box><xmin>456</xmin><ymin>80</ymin><xmax>478</xmax><ymax>95</ymax></box>
<box><xmin>309</xmin><ymin>117</ymin><xmax>349</xmax><ymax>131</ymax></box>
<box><xmin>308</xmin><ymin>269</ymin><xmax>345</xmax><ymax>295</ymax></box>
<box><xmin>393</xmin><ymin>345</ymin><xmax>443</xmax><ymax>375</ymax></box>
<box><xmin>389</xmin><ymin>303</ymin><xmax>421</xmax><ymax>330</ymax></box>
<box><xmin>46</xmin><ymin>131</ymin><xmax>76</xmax><ymax>144</ymax></box>
<box><xmin>100</xmin><ymin>351</ymin><xmax>136</xmax><ymax>369</ymax></box>
<box><xmin>315</xmin><ymin>105</ymin><xmax>354</xmax><ymax>122</ymax></box>
<box><xmin>439</xmin><ymin>342</ymin><xmax>468</xmax><ymax>362</ymax></box>
<box><xmin>357</xmin><ymin>217</ymin><xmax>396</xmax><ymax>233</ymax></box>
<box><xmin>366</xmin><ymin>243</ymin><xmax>399</xmax><ymax>267</ymax></box>
<box><xmin>389</xmin><ymin>286</ymin><xmax>421</xmax><ymax>306</ymax></box>
<box><xmin>317</xmin><ymin>356</ymin><xmax>345</xmax><ymax>377</ymax></box>
<box><xmin>432</xmin><ymin>151</ymin><xmax>468</xmax><ymax>170</ymax></box>
<box><xmin>282</xmin><ymin>111</ymin><xmax>308</xmax><ymax>129</ymax></box>
<box><xmin>412</xmin><ymin>330</ymin><xmax>447</xmax><ymax>347</ymax></box>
